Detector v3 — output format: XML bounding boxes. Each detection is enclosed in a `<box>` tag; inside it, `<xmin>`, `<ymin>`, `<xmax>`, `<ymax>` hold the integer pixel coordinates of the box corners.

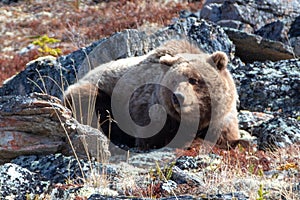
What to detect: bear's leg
<box><xmin>64</xmin><ymin>82</ymin><xmax>99</xmax><ymax>127</ymax></box>
<box><xmin>218</xmin><ymin>118</ymin><xmax>250</xmax><ymax>149</ymax></box>
<box><xmin>214</xmin><ymin>110</ymin><xmax>248</xmax><ymax>149</ymax></box>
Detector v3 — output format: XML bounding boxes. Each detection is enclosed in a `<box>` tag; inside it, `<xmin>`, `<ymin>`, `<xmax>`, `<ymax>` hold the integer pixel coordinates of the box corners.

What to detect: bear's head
<box><xmin>159</xmin><ymin>51</ymin><xmax>234</xmax><ymax>130</ymax></box>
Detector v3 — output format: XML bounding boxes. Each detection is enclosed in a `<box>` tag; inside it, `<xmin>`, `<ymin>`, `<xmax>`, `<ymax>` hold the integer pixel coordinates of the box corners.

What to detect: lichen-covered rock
<box><xmin>253</xmin><ymin>116</ymin><xmax>300</xmax><ymax>150</ymax></box>
<box><xmin>0</xmin><ymin>163</ymin><xmax>50</xmax><ymax>199</ymax></box>
<box><xmin>237</xmin><ymin>110</ymin><xmax>300</xmax><ymax>149</ymax></box>
<box><xmin>0</xmin><ymin>56</ymin><xmax>63</xmax><ymax>97</ymax></box>
<box><xmin>172</xmin><ymin>154</ymin><xmax>222</xmax><ymax>186</ymax></box>
<box><xmin>254</xmin><ymin>20</ymin><xmax>288</xmax><ymax>43</ymax></box>
<box><xmin>125</xmin><ymin>148</ymin><xmax>176</xmax><ymax>168</ymax></box>
<box><xmin>0</xmin><ymin>93</ymin><xmax>110</xmax><ymax>163</ymax></box>
<box><xmin>238</xmin><ymin>110</ymin><xmax>274</xmax><ymax>132</ymax></box>
<box><xmin>175</xmin><ymin>154</ymin><xmax>222</xmax><ymax>171</ymax></box>
<box><xmin>0</xmin><ymin>0</ymin><xmax>18</xmax><ymax>4</ymax></box>
<box><xmin>198</xmin><ymin>0</ymin><xmax>299</xmax><ymax>62</ymax></box>
<box><xmin>11</xmin><ymin>153</ymin><xmax>116</xmax><ymax>184</ymax></box>
<box><xmin>0</xmin><ymin>93</ymin><xmax>71</xmax><ymax>163</ymax></box>
<box><xmin>289</xmin><ymin>15</ymin><xmax>300</xmax><ymax>57</ymax></box>
<box><xmin>200</xmin><ymin>0</ymin><xmax>300</xmax><ymax>34</ymax></box>
<box><xmin>223</xmin><ymin>28</ymin><xmax>294</xmax><ymax>62</ymax></box>
<box><xmin>233</xmin><ymin>59</ymin><xmax>300</xmax><ymax>118</ymax></box>
<box><xmin>6</xmin><ymin>153</ymin><xmax>118</xmax><ymax>199</ymax></box>
<box><xmin>169</xmin><ymin>17</ymin><xmax>234</xmax><ymax>56</ymax></box>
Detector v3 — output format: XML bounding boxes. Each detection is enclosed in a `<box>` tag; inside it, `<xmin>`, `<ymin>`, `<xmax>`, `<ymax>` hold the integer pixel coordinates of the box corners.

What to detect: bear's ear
<box><xmin>211</xmin><ymin>51</ymin><xmax>228</xmax><ymax>70</ymax></box>
<box><xmin>159</xmin><ymin>54</ymin><xmax>183</xmax><ymax>66</ymax></box>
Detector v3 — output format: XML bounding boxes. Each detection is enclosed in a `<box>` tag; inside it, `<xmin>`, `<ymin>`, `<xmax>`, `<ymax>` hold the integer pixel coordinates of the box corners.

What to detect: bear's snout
<box><xmin>172</xmin><ymin>92</ymin><xmax>185</xmax><ymax>108</ymax></box>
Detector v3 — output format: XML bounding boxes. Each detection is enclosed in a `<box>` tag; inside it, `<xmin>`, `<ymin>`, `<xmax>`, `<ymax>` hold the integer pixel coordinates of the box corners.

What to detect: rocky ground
<box><xmin>0</xmin><ymin>0</ymin><xmax>300</xmax><ymax>199</ymax></box>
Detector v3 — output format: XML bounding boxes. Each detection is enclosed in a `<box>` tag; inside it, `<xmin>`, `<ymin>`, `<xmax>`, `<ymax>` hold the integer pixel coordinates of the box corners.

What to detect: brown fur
<box><xmin>64</xmin><ymin>39</ymin><xmax>243</xmax><ymax>150</ymax></box>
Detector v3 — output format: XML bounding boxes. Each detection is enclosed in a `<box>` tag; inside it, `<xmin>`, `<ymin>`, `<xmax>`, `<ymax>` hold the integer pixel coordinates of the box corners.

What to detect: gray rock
<box><xmin>0</xmin><ymin>93</ymin><xmax>111</xmax><ymax>163</ymax></box>
<box><xmin>161</xmin><ymin>180</ymin><xmax>178</xmax><ymax>193</ymax></box>
<box><xmin>237</xmin><ymin>110</ymin><xmax>300</xmax><ymax>150</ymax></box>
<box><xmin>175</xmin><ymin>156</ymin><xmax>199</xmax><ymax>170</ymax></box>
<box><xmin>11</xmin><ymin>153</ymin><xmax>116</xmax><ymax>184</ymax></box>
<box><xmin>233</xmin><ymin>59</ymin><xmax>300</xmax><ymax>118</ymax></box>
<box><xmin>199</xmin><ymin>0</ymin><xmax>300</xmax><ymax>56</ymax></box>
<box><xmin>70</xmin><ymin>123</ymin><xmax>111</xmax><ymax>162</ymax></box>
<box><xmin>172</xmin><ymin>154</ymin><xmax>222</xmax><ymax>185</ymax></box>
<box><xmin>0</xmin><ymin>0</ymin><xmax>18</xmax><ymax>4</ymax></box>
<box><xmin>200</xmin><ymin>3</ymin><xmax>222</xmax><ymax>22</ymax></box>
<box><xmin>77</xmin><ymin>30</ymin><xmax>150</xmax><ymax>79</ymax></box>
<box><xmin>76</xmin><ymin>28</ymin><xmax>181</xmax><ymax>78</ymax></box>
<box><xmin>289</xmin><ymin>15</ymin><xmax>300</xmax><ymax>38</ymax></box>
<box><xmin>289</xmin><ymin>37</ymin><xmax>300</xmax><ymax>57</ymax></box>
<box><xmin>289</xmin><ymin>15</ymin><xmax>300</xmax><ymax>57</ymax></box>
<box><xmin>202</xmin><ymin>193</ymin><xmax>249</xmax><ymax>200</ymax></box>
<box><xmin>238</xmin><ymin>110</ymin><xmax>274</xmax><ymax>132</ymax></box>
<box><xmin>0</xmin><ymin>56</ymin><xmax>64</xmax><ymax>97</ymax></box>
<box><xmin>126</xmin><ymin>148</ymin><xmax>176</xmax><ymax>168</ymax></box>
<box><xmin>217</xmin><ymin>19</ymin><xmax>251</xmax><ymax>31</ymax></box>
<box><xmin>183</xmin><ymin>1</ymin><xmax>299</xmax><ymax>61</ymax></box>
<box><xmin>224</xmin><ymin>27</ymin><xmax>294</xmax><ymax>62</ymax></box>
<box><xmin>254</xmin><ymin>20</ymin><xmax>287</xmax><ymax>43</ymax></box>
<box><xmin>175</xmin><ymin>154</ymin><xmax>222</xmax><ymax>171</ymax></box>
<box><xmin>171</xmin><ymin>18</ymin><xmax>234</xmax><ymax>56</ymax></box>
<box><xmin>253</xmin><ymin>116</ymin><xmax>300</xmax><ymax>150</ymax></box>
<box><xmin>171</xmin><ymin>166</ymin><xmax>205</xmax><ymax>185</ymax></box>
<box><xmin>0</xmin><ymin>163</ymin><xmax>50</xmax><ymax>199</ymax></box>
<box><xmin>200</xmin><ymin>0</ymin><xmax>300</xmax><ymax>33</ymax></box>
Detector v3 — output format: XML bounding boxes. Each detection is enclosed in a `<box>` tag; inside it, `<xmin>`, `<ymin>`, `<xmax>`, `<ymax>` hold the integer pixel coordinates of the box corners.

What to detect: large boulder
<box><xmin>199</xmin><ymin>0</ymin><xmax>299</xmax><ymax>62</ymax></box>
<box><xmin>254</xmin><ymin>20</ymin><xmax>288</xmax><ymax>43</ymax></box>
<box><xmin>289</xmin><ymin>15</ymin><xmax>300</xmax><ymax>57</ymax></box>
<box><xmin>224</xmin><ymin>28</ymin><xmax>294</xmax><ymax>62</ymax></box>
<box><xmin>0</xmin><ymin>93</ymin><xmax>110</xmax><ymax>164</ymax></box>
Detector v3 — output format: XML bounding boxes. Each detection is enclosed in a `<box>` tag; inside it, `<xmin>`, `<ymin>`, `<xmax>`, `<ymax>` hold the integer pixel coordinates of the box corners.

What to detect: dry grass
<box><xmin>173</xmin><ymin>140</ymin><xmax>299</xmax><ymax>199</ymax></box>
<box><xmin>121</xmin><ymin>141</ymin><xmax>299</xmax><ymax>199</ymax></box>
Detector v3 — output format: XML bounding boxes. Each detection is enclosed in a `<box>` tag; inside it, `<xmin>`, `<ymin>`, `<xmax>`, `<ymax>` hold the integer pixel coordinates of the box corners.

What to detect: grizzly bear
<box><xmin>64</xmin><ymin>39</ymin><xmax>243</xmax><ymax>151</ymax></box>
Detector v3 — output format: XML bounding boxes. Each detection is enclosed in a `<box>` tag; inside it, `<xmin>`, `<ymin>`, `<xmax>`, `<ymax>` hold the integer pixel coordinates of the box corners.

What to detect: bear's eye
<box><xmin>188</xmin><ymin>78</ymin><xmax>197</xmax><ymax>85</ymax></box>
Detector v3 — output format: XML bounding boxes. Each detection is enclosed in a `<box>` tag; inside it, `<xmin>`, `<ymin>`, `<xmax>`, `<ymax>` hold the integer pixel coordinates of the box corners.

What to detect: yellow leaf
<box><xmin>277</xmin><ymin>162</ymin><xmax>298</xmax><ymax>171</ymax></box>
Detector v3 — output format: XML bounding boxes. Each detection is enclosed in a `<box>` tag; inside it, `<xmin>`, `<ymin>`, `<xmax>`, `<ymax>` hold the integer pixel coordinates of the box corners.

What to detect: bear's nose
<box><xmin>172</xmin><ymin>92</ymin><xmax>185</xmax><ymax>107</ymax></box>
